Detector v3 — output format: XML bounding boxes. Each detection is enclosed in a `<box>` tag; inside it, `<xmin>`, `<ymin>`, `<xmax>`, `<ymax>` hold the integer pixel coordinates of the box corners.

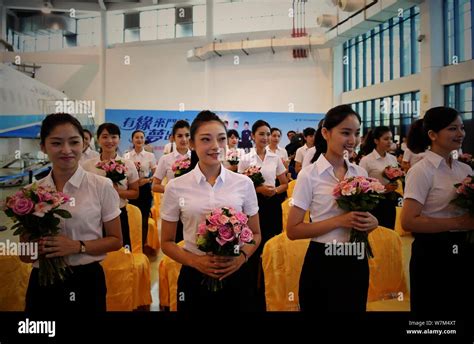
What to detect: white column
<box><xmin>419</xmin><ymin>0</ymin><xmax>444</xmax><ymax>117</ymax></box>
<box><xmin>97</xmin><ymin>10</ymin><xmax>107</xmax><ymax>125</ymax></box>
<box><xmin>332</xmin><ymin>44</ymin><xmax>344</xmax><ymax>106</ymax></box>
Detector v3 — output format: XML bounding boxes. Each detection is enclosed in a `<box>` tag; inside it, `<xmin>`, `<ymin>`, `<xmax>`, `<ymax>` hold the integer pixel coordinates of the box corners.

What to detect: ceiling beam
<box><xmin>3</xmin><ymin>0</ymin><xmax>101</xmax><ymax>12</ymax></box>
<box><xmin>98</xmin><ymin>0</ymin><xmax>106</xmax><ymax>11</ymax></box>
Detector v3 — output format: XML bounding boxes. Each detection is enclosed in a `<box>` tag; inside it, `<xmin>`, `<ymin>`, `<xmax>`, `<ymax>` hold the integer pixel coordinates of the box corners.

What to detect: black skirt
<box><xmin>25</xmin><ymin>261</ymin><xmax>106</xmax><ymax>313</ymax></box>
<box><xmin>299</xmin><ymin>241</ymin><xmax>369</xmax><ymax>312</ymax></box>
<box><xmin>410</xmin><ymin>231</ymin><xmax>474</xmax><ymax>314</ymax></box>
<box><xmin>177</xmin><ymin>262</ymin><xmax>257</xmax><ymax>312</ymax></box>
<box><xmin>370</xmin><ymin>192</ymin><xmax>399</xmax><ymax>229</ymax></box>
<box><xmin>129</xmin><ymin>182</ymin><xmax>153</xmax><ymax>248</ymax></box>
<box><xmin>120</xmin><ymin>206</ymin><xmax>132</xmax><ymax>252</ymax></box>
<box><xmin>256</xmin><ymin>192</ymin><xmax>283</xmax><ymax>254</ymax></box>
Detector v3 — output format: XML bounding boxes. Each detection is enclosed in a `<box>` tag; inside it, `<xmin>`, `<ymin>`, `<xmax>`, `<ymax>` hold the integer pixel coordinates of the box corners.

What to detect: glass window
<box><xmin>124</xmin><ymin>28</ymin><xmax>140</xmax><ymax>43</ymax></box>
<box><xmin>176</xmin><ymin>23</ymin><xmax>193</xmax><ymax>38</ymax></box>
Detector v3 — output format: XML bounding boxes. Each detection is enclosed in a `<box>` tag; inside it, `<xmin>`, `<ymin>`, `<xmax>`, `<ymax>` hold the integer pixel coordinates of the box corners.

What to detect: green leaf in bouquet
<box><xmin>13</xmin><ymin>226</ymin><xmax>26</xmax><ymax>236</ymax></box>
<box><xmin>54</xmin><ymin>209</ymin><xmax>72</xmax><ymax>219</ymax></box>
<box><xmin>4</xmin><ymin>208</ymin><xmax>14</xmax><ymax>217</ymax></box>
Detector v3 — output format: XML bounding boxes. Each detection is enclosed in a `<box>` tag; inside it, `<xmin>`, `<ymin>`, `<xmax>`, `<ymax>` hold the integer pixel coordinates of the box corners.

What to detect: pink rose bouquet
<box><xmin>450</xmin><ymin>175</ymin><xmax>474</xmax><ymax>243</ymax></box>
<box><xmin>196</xmin><ymin>207</ymin><xmax>255</xmax><ymax>291</ymax></box>
<box><xmin>333</xmin><ymin>176</ymin><xmax>386</xmax><ymax>259</ymax></box>
<box><xmin>96</xmin><ymin>159</ymin><xmax>128</xmax><ymax>184</ymax></box>
<box><xmin>3</xmin><ymin>183</ymin><xmax>72</xmax><ymax>286</ymax></box>
<box><xmin>171</xmin><ymin>156</ymin><xmax>191</xmax><ymax>177</ymax></box>
<box><xmin>383</xmin><ymin>165</ymin><xmax>405</xmax><ymax>184</ymax></box>
<box><xmin>226</xmin><ymin>149</ymin><xmax>240</xmax><ymax>166</ymax></box>
<box><xmin>242</xmin><ymin>166</ymin><xmax>265</xmax><ymax>187</ymax></box>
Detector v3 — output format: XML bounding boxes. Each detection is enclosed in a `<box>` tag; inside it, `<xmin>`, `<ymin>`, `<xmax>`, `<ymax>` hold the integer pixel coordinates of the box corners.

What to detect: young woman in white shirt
<box><xmin>268</xmin><ymin>128</ymin><xmax>289</xmax><ymax>168</ymax></box>
<box><xmin>401</xmin><ymin>106</ymin><xmax>474</xmax><ymax>313</ymax></box>
<box><xmin>268</xmin><ymin>127</ymin><xmax>289</xmax><ymax>202</ymax></box>
<box><xmin>160</xmin><ymin>110</ymin><xmax>261</xmax><ymax>311</ymax></box>
<box><xmin>79</xmin><ymin>128</ymin><xmax>99</xmax><ymax>165</ymax></box>
<box><xmin>238</xmin><ymin>120</ymin><xmax>288</xmax><ymax>310</ymax></box>
<box><xmin>238</xmin><ymin>120</ymin><xmax>288</xmax><ymax>249</ymax></box>
<box><xmin>401</xmin><ymin>119</ymin><xmax>426</xmax><ymax>172</ymax></box>
<box><xmin>287</xmin><ymin>105</ymin><xmax>379</xmax><ymax>312</ymax></box>
<box><xmin>124</xmin><ymin>130</ymin><xmax>157</xmax><ymax>249</ymax></box>
<box><xmin>294</xmin><ymin>127</ymin><xmax>316</xmax><ymax>174</ymax></box>
<box><xmin>224</xmin><ymin>129</ymin><xmax>245</xmax><ymax>172</ymax></box>
<box><xmin>23</xmin><ymin>113</ymin><xmax>122</xmax><ymax>312</ymax></box>
<box><xmin>152</xmin><ymin>120</ymin><xmax>191</xmax><ymax>243</ymax></box>
<box><xmin>359</xmin><ymin>126</ymin><xmax>399</xmax><ymax>229</ymax></box>
<box><xmin>82</xmin><ymin>123</ymin><xmax>139</xmax><ymax>252</ymax></box>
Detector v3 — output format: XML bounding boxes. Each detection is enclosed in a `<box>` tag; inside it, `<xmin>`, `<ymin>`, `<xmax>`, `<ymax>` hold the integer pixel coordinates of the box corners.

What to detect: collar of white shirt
<box><xmin>129</xmin><ymin>149</ymin><xmax>146</xmax><ymax>158</ymax></box>
<box><xmin>192</xmin><ymin>163</ymin><xmax>227</xmax><ymax>185</ymax></box>
<box><xmin>371</xmin><ymin>149</ymin><xmax>383</xmax><ymax>160</ymax></box>
<box><xmin>42</xmin><ymin>165</ymin><xmax>86</xmax><ymax>190</ymax></box>
<box><xmin>423</xmin><ymin>150</ymin><xmax>445</xmax><ymax>169</ymax></box>
<box><xmin>251</xmin><ymin>149</ymin><xmax>278</xmax><ymax>159</ymax></box>
<box><xmin>315</xmin><ymin>154</ymin><xmax>356</xmax><ymax>176</ymax></box>
<box><xmin>172</xmin><ymin>148</ymin><xmax>191</xmax><ymax>159</ymax></box>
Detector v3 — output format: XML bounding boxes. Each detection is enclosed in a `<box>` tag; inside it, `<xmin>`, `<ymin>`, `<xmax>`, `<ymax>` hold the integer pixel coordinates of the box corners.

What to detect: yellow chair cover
<box><xmin>0</xmin><ymin>255</ymin><xmax>32</xmax><ymax>311</ymax></box>
<box><xmin>261</xmin><ymin>233</ymin><xmax>310</xmax><ymax>311</ymax></box>
<box><xmin>127</xmin><ymin>203</ymin><xmax>143</xmax><ymax>253</ymax></box>
<box><xmin>287</xmin><ymin>180</ymin><xmax>296</xmax><ymax>198</ymax></box>
<box><xmin>158</xmin><ymin>241</ymin><xmax>184</xmax><ymax>311</ymax></box>
<box><xmin>101</xmin><ymin>248</ymin><xmax>135</xmax><ymax>311</ymax></box>
<box><xmin>395</xmin><ymin>179</ymin><xmax>404</xmax><ymax>196</ymax></box>
<box><xmin>281</xmin><ymin>198</ymin><xmax>310</xmax><ymax>232</ymax></box>
<box><xmin>394</xmin><ymin>206</ymin><xmax>410</xmax><ymax>237</ymax></box>
<box><xmin>126</xmin><ymin>204</ymin><xmax>152</xmax><ymax>308</ymax></box>
<box><xmin>367</xmin><ymin>226</ymin><xmax>410</xmax><ymax>311</ymax></box>
<box><xmin>262</xmin><ymin>227</ymin><xmax>410</xmax><ymax>311</ymax></box>
<box><xmin>146</xmin><ymin>217</ymin><xmax>160</xmax><ymax>251</ymax></box>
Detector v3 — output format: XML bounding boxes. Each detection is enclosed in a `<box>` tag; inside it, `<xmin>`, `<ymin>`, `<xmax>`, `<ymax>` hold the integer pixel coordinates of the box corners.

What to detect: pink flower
<box><xmin>219</xmin><ymin>214</ymin><xmax>229</xmax><ymax>225</ymax></box>
<box><xmin>216</xmin><ymin>226</ymin><xmax>235</xmax><ymax>246</ymax></box>
<box><xmin>341</xmin><ymin>183</ymin><xmax>356</xmax><ymax>196</ymax></box>
<box><xmin>12</xmin><ymin>197</ymin><xmax>34</xmax><ymax>215</ymax></box>
<box><xmin>229</xmin><ymin>216</ymin><xmax>239</xmax><ymax>225</ymax></box>
<box><xmin>239</xmin><ymin>227</ymin><xmax>254</xmax><ymax>243</ymax></box>
<box><xmin>235</xmin><ymin>211</ymin><xmax>248</xmax><ymax>224</ymax></box>
<box><xmin>33</xmin><ymin>202</ymin><xmax>54</xmax><ymax>217</ymax></box>
<box><xmin>208</xmin><ymin>213</ymin><xmax>221</xmax><ymax>226</ymax></box>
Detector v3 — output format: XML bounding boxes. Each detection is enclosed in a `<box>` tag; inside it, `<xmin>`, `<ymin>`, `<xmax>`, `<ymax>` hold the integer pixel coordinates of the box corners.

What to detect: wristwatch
<box><xmin>79</xmin><ymin>240</ymin><xmax>86</xmax><ymax>254</ymax></box>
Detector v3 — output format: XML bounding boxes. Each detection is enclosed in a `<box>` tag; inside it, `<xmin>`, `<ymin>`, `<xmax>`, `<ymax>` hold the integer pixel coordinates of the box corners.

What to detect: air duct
<box><xmin>316</xmin><ymin>14</ymin><xmax>337</xmax><ymax>28</ymax></box>
<box><xmin>338</xmin><ymin>0</ymin><xmax>366</xmax><ymax>12</ymax></box>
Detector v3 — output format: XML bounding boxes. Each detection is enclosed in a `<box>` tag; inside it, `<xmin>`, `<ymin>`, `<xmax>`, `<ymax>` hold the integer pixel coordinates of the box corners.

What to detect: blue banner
<box><xmin>105</xmin><ymin>109</ymin><xmax>324</xmax><ymax>160</ymax></box>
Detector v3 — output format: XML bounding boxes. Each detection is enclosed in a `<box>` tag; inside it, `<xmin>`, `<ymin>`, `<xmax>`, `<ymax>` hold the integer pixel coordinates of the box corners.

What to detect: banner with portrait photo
<box><xmin>105</xmin><ymin>109</ymin><xmax>324</xmax><ymax>161</ymax></box>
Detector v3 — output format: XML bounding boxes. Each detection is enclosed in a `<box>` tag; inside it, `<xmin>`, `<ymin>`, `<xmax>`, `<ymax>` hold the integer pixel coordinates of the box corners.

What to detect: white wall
<box><xmin>106</xmin><ymin>38</ymin><xmax>333</xmax><ymax>115</ymax></box>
